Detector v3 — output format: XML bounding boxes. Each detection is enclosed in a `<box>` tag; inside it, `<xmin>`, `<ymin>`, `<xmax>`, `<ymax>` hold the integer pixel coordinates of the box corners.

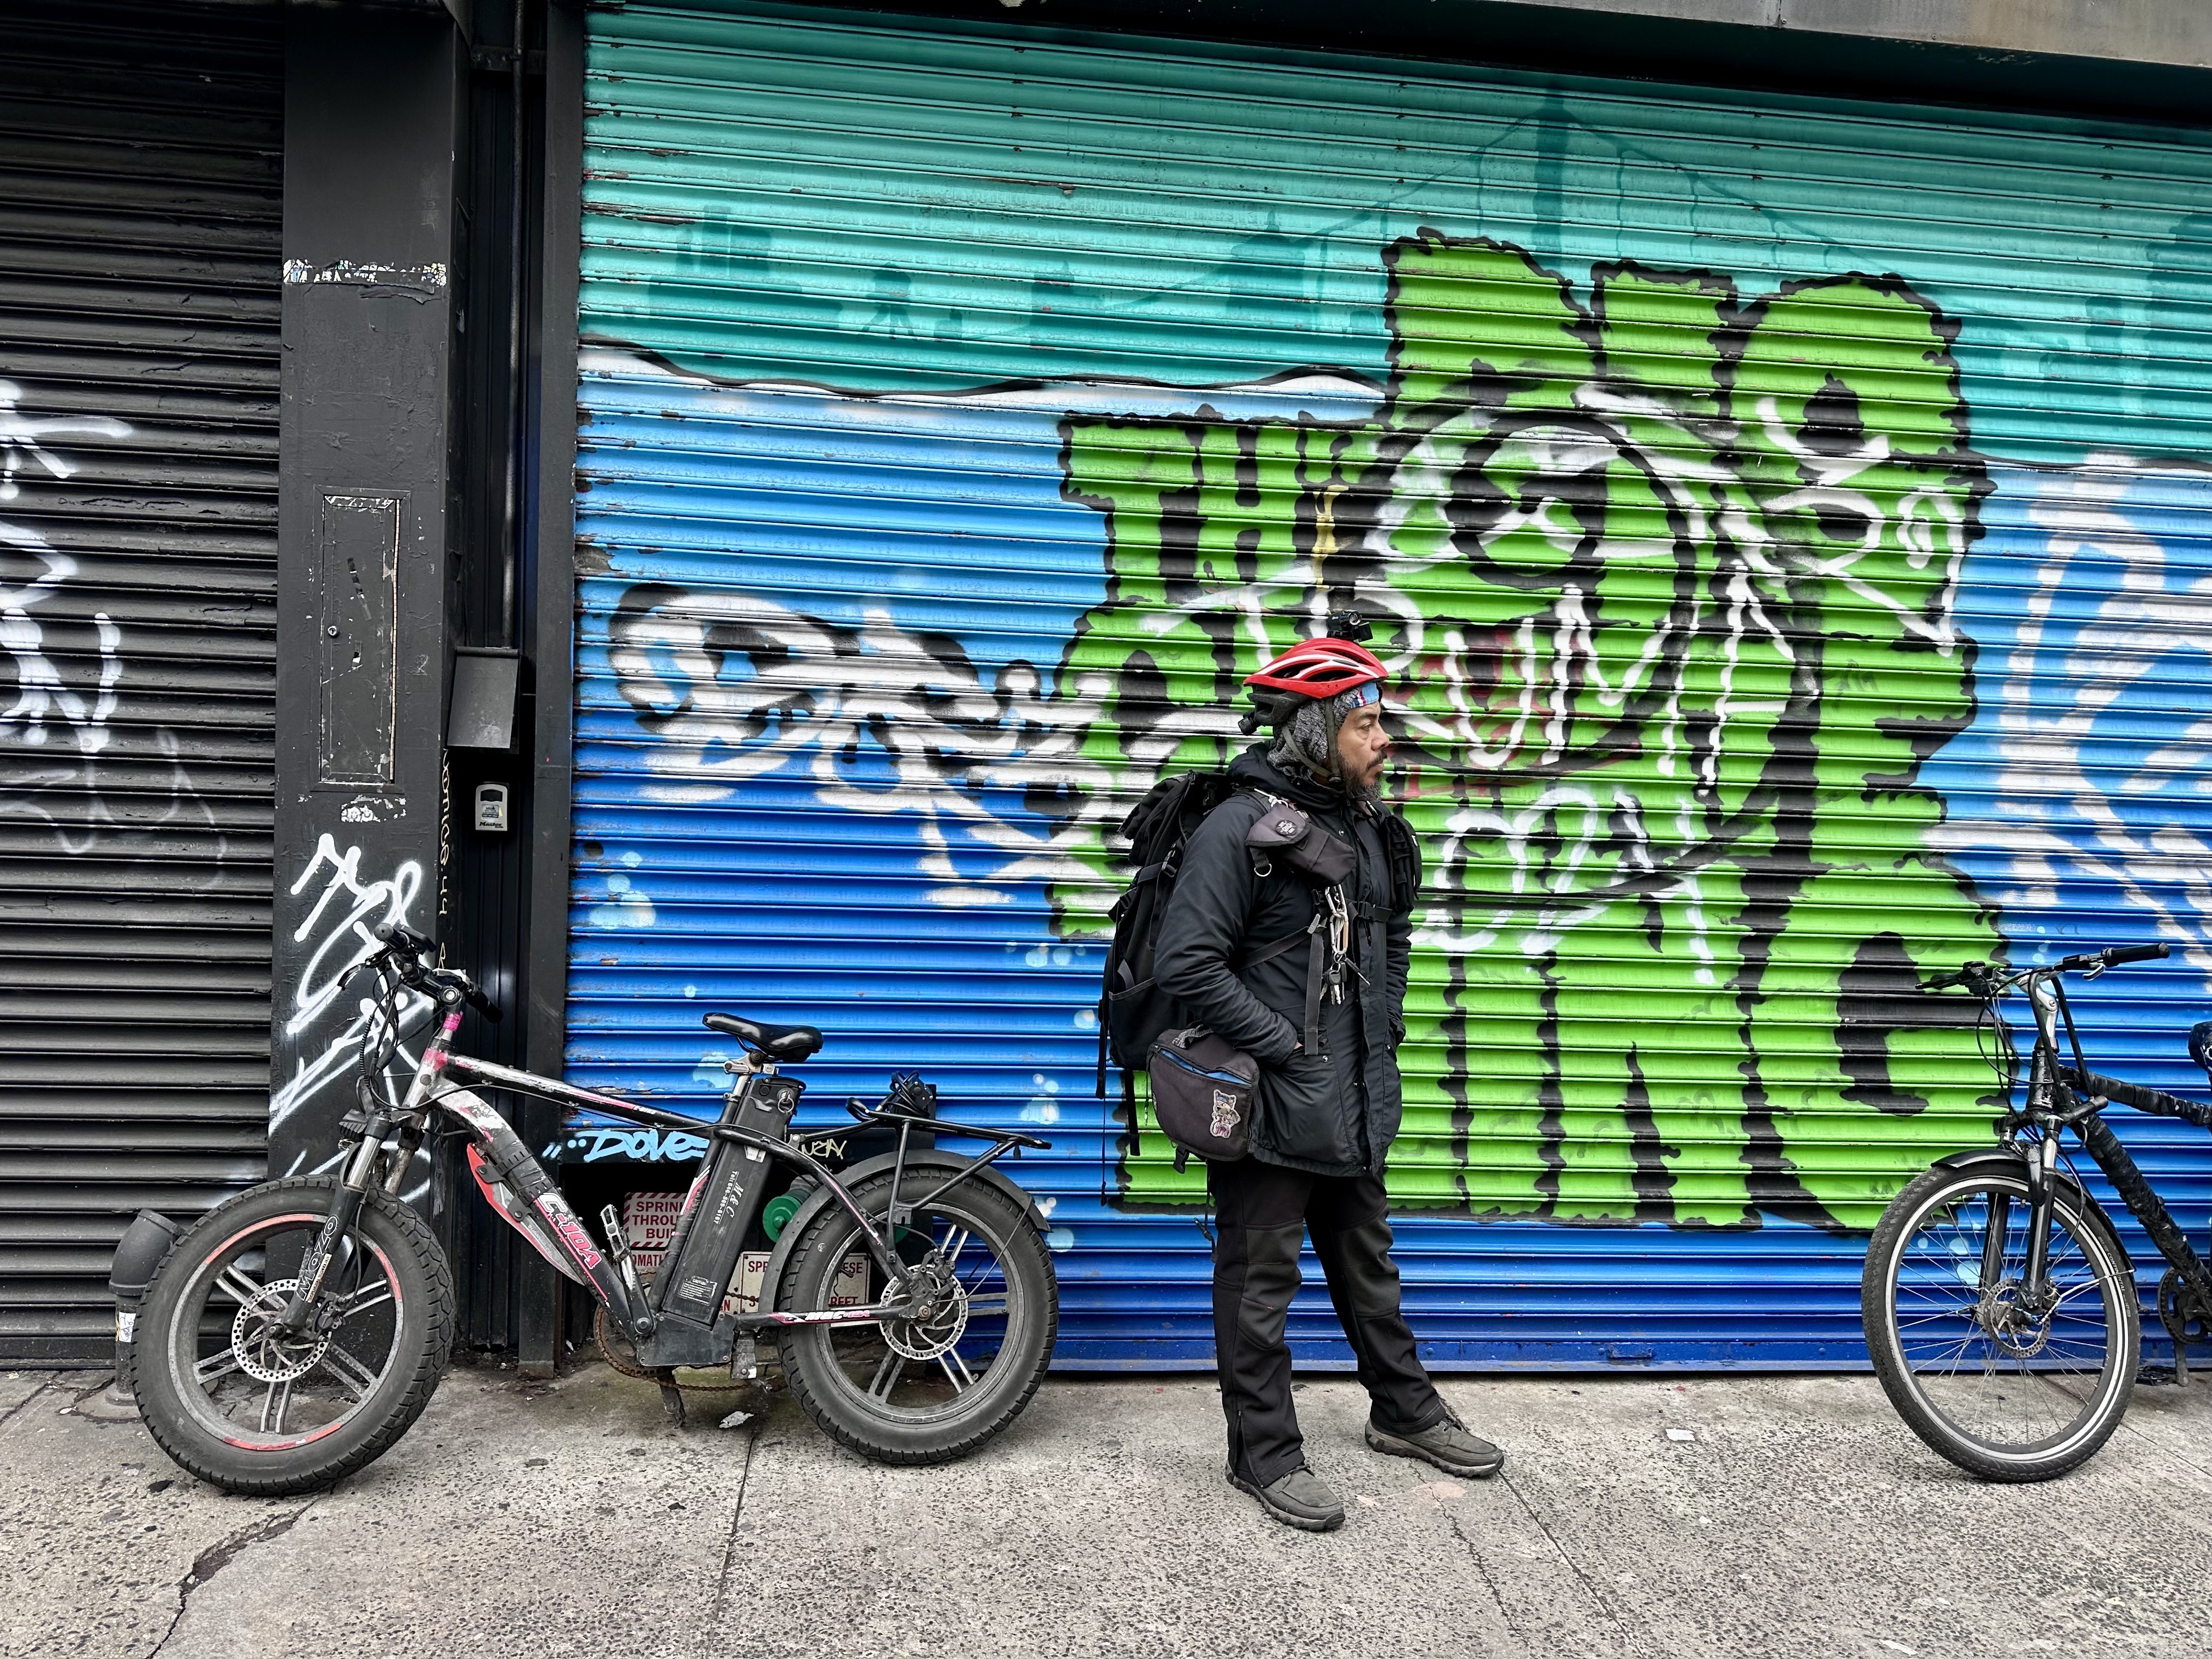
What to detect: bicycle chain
<box><xmin>593</xmin><ymin>1305</ymin><xmax>773</xmax><ymax>1392</ymax></box>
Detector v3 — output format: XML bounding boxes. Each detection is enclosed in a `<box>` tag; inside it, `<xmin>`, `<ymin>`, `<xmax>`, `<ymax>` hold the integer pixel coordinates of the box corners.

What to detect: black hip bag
<box><xmin>1147</xmin><ymin>1028</ymin><xmax>1259</xmax><ymax>1170</ymax></box>
<box><xmin>1145</xmin><ymin>923</ymin><xmax>1314</xmax><ymax>1170</ymax></box>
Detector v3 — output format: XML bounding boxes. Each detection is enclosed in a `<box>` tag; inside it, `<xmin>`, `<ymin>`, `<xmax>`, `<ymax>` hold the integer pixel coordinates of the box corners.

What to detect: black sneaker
<box><xmin>1365</xmin><ymin>1412</ymin><xmax>1505</xmax><ymax>1479</ymax></box>
<box><xmin>1225</xmin><ymin>1461</ymin><xmax>1346</xmax><ymax>1532</ymax></box>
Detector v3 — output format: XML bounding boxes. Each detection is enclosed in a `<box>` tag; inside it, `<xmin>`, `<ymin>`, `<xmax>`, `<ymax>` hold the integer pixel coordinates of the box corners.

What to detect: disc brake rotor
<box><xmin>881</xmin><ymin>1259</ymin><xmax>968</xmax><ymax>1362</ymax></box>
<box><xmin>230</xmin><ymin>1277</ymin><xmax>333</xmax><ymax>1384</ymax></box>
<box><xmin>1977</xmin><ymin>1283</ymin><xmax>2053</xmax><ymax>1359</ymax></box>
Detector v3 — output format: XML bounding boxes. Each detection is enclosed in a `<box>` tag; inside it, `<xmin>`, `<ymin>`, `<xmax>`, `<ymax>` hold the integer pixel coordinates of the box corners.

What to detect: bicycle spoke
<box><xmin>866</xmin><ymin>1347</ymin><xmax>902</xmax><ymax>1400</ymax></box>
<box><xmin>195</xmin><ymin>1346</ymin><xmax>242</xmax><ymax>1386</ymax></box>
<box><xmin>258</xmin><ymin>1379</ymin><xmax>292</xmax><ymax>1435</ymax></box>
<box><xmin>963</xmin><ymin>1293</ymin><xmax>1009</xmax><ymax>1317</ymax></box>
<box><xmin>939</xmin><ymin>1349</ymin><xmax>974</xmax><ymax>1392</ymax></box>
<box><xmin>215</xmin><ymin>1265</ymin><xmax>266</xmax><ymax>1309</ymax></box>
<box><xmin>341</xmin><ymin>1282</ymin><xmax>394</xmax><ymax>1319</ymax></box>
<box><xmin>318</xmin><ymin>1342</ymin><xmax>381</xmax><ymax>1402</ymax></box>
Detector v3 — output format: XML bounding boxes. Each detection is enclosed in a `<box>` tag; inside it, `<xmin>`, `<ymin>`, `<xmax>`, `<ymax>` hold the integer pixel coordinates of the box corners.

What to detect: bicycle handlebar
<box><xmin>375</xmin><ymin>921</ymin><xmax>436</xmax><ymax>957</ymax></box>
<box><xmin>2058</xmin><ymin>942</ymin><xmax>2170</xmax><ymax>972</ymax></box>
<box><xmin>1927</xmin><ymin>944</ymin><xmax>2169</xmax><ymax>992</ymax></box>
<box><xmin>364</xmin><ymin>922</ymin><xmax>501</xmax><ymax>1022</ymax></box>
<box><xmin>2109</xmin><ymin>942</ymin><xmax>2171</xmax><ymax>965</ymax></box>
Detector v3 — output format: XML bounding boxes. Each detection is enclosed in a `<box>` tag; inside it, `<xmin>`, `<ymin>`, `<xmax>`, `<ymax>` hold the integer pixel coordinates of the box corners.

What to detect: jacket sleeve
<box><xmin>1386</xmin><ymin>903</ymin><xmax>1412</xmax><ymax>1046</ymax></box>
<box><xmin>1154</xmin><ymin>805</ymin><xmax>1303</xmax><ymax>1066</ymax></box>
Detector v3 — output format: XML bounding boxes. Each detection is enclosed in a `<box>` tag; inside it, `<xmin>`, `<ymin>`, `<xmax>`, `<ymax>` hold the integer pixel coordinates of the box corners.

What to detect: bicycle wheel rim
<box><xmin>1877</xmin><ymin>1172</ymin><xmax>2132</xmax><ymax>1464</ymax></box>
<box><xmin>787</xmin><ymin>1190</ymin><xmax>1034</xmax><ymax>1427</ymax></box>
<box><xmin>162</xmin><ymin>1209</ymin><xmax>408</xmax><ymax>1452</ymax></box>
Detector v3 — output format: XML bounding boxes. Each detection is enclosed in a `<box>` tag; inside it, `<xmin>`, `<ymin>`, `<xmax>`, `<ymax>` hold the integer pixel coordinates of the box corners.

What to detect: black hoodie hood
<box><xmin>1228</xmin><ymin>742</ymin><xmax>1358</xmax><ymax>817</ymax></box>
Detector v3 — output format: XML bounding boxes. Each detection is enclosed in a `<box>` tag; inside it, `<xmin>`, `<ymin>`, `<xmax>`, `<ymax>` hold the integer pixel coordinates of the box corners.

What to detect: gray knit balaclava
<box><xmin>1268</xmin><ymin>686</ymin><xmax>1381</xmax><ymax>806</ymax></box>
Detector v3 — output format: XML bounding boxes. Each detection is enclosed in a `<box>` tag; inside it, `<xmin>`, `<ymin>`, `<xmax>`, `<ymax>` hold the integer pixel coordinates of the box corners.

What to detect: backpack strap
<box><xmin>1381</xmin><ymin>809</ymin><xmax>1421</xmax><ymax>915</ymax></box>
<box><xmin>1240</xmin><ymin>927</ymin><xmax>1309</xmax><ymax>971</ymax></box>
<box><xmin>1299</xmin><ymin>916</ymin><xmax>1327</xmax><ymax>1059</ymax></box>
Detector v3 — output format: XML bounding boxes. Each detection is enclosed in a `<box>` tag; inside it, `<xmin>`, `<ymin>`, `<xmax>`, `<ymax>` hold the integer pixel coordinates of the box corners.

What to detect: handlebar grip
<box><xmin>1925</xmin><ymin>970</ymin><xmax>1965</xmax><ymax>991</ymax></box>
<box><xmin>2102</xmin><ymin>943</ymin><xmax>2169</xmax><ymax>966</ymax></box>
<box><xmin>375</xmin><ymin>922</ymin><xmax>437</xmax><ymax>955</ymax></box>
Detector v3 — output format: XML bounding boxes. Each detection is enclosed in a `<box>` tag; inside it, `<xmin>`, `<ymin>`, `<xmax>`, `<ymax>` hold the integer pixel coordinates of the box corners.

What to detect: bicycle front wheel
<box><xmin>126</xmin><ymin>1177</ymin><xmax>454</xmax><ymax>1496</ymax></box>
<box><xmin>1863</xmin><ymin>1162</ymin><xmax>2138</xmax><ymax>1482</ymax></box>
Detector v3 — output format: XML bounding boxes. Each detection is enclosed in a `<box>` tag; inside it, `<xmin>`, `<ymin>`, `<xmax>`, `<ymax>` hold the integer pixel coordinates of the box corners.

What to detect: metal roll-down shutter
<box><xmin>566</xmin><ymin>1</ymin><xmax>2212</xmax><ymax>1368</ymax></box>
<box><xmin>0</xmin><ymin>1</ymin><xmax>281</xmax><ymax>1362</ymax></box>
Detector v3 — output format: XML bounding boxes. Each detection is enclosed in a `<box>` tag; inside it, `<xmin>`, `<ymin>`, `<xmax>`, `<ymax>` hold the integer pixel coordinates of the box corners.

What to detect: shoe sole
<box><xmin>1225</xmin><ymin>1464</ymin><xmax>1345</xmax><ymax>1532</ymax></box>
<box><xmin>1365</xmin><ymin>1423</ymin><xmax>1505</xmax><ymax>1480</ymax></box>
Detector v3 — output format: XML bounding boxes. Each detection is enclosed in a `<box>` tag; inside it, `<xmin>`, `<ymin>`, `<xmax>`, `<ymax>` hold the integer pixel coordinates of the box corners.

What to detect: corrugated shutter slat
<box><xmin>0</xmin><ymin>0</ymin><xmax>280</xmax><ymax>1361</ymax></box>
<box><xmin>569</xmin><ymin>0</ymin><xmax>2212</xmax><ymax>1368</ymax></box>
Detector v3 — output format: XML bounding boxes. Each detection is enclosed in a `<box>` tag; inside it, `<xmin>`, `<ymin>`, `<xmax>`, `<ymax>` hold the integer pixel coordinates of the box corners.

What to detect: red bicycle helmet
<box><xmin>1243</xmin><ymin>635</ymin><xmax>1389</xmax><ymax>700</ymax></box>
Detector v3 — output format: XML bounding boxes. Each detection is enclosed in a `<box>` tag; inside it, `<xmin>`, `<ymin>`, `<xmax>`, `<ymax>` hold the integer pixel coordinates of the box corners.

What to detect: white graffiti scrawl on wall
<box><xmin>607</xmin><ymin>583</ymin><xmax>1111</xmax><ymax>908</ymax></box>
<box><xmin>0</xmin><ymin>380</ymin><xmax>130</xmax><ymax>753</ymax></box>
<box><xmin>272</xmin><ymin>832</ymin><xmax>428</xmax><ymax>1150</ymax></box>
<box><xmin>1936</xmin><ymin>455</ymin><xmax>2212</xmax><ymax>995</ymax></box>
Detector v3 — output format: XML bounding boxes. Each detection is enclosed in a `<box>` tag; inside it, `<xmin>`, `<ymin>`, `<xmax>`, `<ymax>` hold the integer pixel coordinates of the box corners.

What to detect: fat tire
<box><xmin>1862</xmin><ymin>1162</ymin><xmax>2137</xmax><ymax>1484</ymax></box>
<box><xmin>777</xmin><ymin>1172</ymin><xmax>1056</xmax><ymax>1465</ymax></box>
<box><xmin>123</xmin><ymin>1177</ymin><xmax>454</xmax><ymax>1497</ymax></box>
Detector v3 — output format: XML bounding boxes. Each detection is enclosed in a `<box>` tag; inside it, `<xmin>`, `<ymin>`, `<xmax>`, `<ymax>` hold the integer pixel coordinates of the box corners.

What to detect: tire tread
<box><xmin>124</xmin><ymin>1177</ymin><xmax>454</xmax><ymax>1497</ymax></box>
<box><xmin>777</xmin><ymin>1175</ymin><xmax>1056</xmax><ymax>1466</ymax></box>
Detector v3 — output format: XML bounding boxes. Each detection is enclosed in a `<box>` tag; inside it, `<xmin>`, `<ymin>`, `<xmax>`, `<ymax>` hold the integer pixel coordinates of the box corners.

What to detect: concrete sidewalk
<box><xmin>4</xmin><ymin>1361</ymin><xmax>2210</xmax><ymax>1659</ymax></box>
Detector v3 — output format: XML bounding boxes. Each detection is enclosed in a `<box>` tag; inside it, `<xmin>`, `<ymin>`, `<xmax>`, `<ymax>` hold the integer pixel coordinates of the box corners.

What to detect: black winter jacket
<box><xmin>1153</xmin><ymin>746</ymin><xmax>1412</xmax><ymax>1178</ymax></box>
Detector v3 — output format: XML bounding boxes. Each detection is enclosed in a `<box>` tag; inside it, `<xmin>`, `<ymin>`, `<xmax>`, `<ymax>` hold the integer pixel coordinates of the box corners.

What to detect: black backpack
<box><xmin>1093</xmin><ymin>770</ymin><xmax>1240</xmax><ymax>1126</ymax></box>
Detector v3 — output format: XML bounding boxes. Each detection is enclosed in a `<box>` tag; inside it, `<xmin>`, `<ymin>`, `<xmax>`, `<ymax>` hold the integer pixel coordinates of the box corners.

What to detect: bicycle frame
<box><xmin>299</xmin><ymin>995</ymin><xmax>1046</xmax><ymax>1369</ymax></box>
<box><xmin>1997</xmin><ymin>969</ymin><xmax>2212</xmax><ymax>1341</ymax></box>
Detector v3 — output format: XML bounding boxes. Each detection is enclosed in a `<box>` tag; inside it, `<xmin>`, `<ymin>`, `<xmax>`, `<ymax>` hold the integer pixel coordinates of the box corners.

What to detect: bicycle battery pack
<box><xmin>639</xmin><ymin>1072</ymin><xmax>802</xmax><ymax>1364</ymax></box>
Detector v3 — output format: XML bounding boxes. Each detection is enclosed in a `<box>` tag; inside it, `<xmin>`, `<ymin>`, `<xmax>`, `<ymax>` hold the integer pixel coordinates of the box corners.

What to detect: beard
<box><xmin>1267</xmin><ymin>699</ymin><xmax>1385</xmax><ymax>812</ymax></box>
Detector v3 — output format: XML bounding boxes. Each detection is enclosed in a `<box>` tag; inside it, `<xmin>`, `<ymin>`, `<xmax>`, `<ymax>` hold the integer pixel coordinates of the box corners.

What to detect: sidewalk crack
<box><xmin>1438</xmin><ymin>1500</ymin><xmax>1520</xmax><ymax>1643</ymax></box>
<box><xmin>710</xmin><ymin>1418</ymin><xmax>765</xmax><ymax>1623</ymax></box>
<box><xmin>1499</xmin><ymin>1469</ymin><xmax>1642</xmax><ymax>1656</ymax></box>
<box><xmin>0</xmin><ymin>1378</ymin><xmax>55</xmax><ymax>1431</ymax></box>
<box><xmin>146</xmin><ymin>1498</ymin><xmax>321</xmax><ymax>1658</ymax></box>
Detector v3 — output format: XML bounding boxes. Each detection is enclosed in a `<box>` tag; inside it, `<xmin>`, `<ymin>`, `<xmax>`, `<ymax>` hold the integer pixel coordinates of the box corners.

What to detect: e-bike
<box><xmin>117</xmin><ymin>925</ymin><xmax>1058</xmax><ymax>1495</ymax></box>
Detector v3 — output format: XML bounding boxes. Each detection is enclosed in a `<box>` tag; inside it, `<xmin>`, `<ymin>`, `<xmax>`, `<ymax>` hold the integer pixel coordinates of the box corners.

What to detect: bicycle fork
<box><xmin>276</xmin><ymin>1029</ymin><xmax>443</xmax><ymax>1334</ymax></box>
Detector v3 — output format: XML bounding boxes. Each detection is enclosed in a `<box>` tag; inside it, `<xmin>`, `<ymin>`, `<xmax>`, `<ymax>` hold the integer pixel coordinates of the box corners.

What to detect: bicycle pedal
<box><xmin>600</xmin><ymin>1205</ymin><xmax>650</xmax><ymax>1307</ymax></box>
<box><xmin>599</xmin><ymin>1204</ymin><xmax>633</xmax><ymax>1259</ymax></box>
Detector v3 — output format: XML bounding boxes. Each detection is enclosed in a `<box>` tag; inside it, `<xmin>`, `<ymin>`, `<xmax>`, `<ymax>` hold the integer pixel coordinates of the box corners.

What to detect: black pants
<box><xmin>1209</xmin><ymin>1157</ymin><xmax>1446</xmax><ymax>1486</ymax></box>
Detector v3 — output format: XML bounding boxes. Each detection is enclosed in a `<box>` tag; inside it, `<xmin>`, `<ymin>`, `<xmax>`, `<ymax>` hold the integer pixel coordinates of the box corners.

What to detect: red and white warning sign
<box><xmin>620</xmin><ymin>1191</ymin><xmax>868</xmax><ymax>1316</ymax></box>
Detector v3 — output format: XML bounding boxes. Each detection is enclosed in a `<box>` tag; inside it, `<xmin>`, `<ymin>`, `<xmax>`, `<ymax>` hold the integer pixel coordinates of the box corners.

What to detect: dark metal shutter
<box><xmin>0</xmin><ymin>1</ymin><xmax>281</xmax><ymax>1363</ymax></box>
<box><xmin>567</xmin><ymin>1</ymin><xmax>2212</xmax><ymax>1369</ymax></box>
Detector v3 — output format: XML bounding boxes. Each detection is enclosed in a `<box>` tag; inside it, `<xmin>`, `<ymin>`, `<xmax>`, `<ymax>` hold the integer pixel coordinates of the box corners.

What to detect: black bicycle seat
<box><xmin>703</xmin><ymin>1012</ymin><xmax>823</xmax><ymax>1062</ymax></box>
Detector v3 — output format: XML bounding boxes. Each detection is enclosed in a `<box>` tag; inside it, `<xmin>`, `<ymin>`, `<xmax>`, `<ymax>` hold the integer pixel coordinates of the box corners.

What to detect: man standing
<box><xmin>1154</xmin><ymin>630</ymin><xmax>1506</xmax><ymax>1532</ymax></box>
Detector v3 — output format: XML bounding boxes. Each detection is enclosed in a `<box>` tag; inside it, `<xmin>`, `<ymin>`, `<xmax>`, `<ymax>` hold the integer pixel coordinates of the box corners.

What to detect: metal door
<box><xmin>565</xmin><ymin>0</ymin><xmax>2212</xmax><ymax>1367</ymax></box>
<box><xmin>0</xmin><ymin>2</ymin><xmax>281</xmax><ymax>1362</ymax></box>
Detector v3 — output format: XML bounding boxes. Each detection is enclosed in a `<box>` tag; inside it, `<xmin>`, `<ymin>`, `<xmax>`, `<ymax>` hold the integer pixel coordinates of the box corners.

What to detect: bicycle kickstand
<box><xmin>653</xmin><ymin>1368</ymin><xmax>686</xmax><ymax>1427</ymax></box>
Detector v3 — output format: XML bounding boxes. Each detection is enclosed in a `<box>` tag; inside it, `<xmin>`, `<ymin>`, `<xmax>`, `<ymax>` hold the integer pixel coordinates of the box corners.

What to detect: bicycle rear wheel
<box><xmin>776</xmin><ymin>1171</ymin><xmax>1056</xmax><ymax>1464</ymax></box>
<box><xmin>1863</xmin><ymin>1162</ymin><xmax>2138</xmax><ymax>1482</ymax></box>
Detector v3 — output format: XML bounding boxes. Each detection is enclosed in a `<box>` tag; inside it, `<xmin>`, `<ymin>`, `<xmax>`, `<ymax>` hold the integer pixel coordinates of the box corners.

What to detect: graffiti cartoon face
<box><xmin>1057</xmin><ymin>234</ymin><xmax>2003</xmax><ymax>1228</ymax></box>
